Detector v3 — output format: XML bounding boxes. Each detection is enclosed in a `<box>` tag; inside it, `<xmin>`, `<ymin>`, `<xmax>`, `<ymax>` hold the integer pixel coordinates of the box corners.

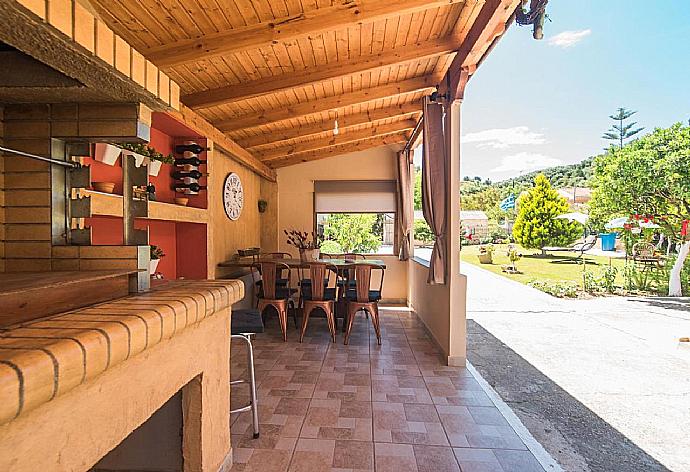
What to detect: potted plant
<box><xmin>258</xmin><ymin>199</ymin><xmax>268</xmax><ymax>213</ymax></box>
<box><xmin>150</xmin><ymin>245</ymin><xmax>165</xmax><ymax>274</ymax></box>
<box><xmin>119</xmin><ymin>143</ymin><xmax>174</xmax><ymax>177</ymax></box>
<box><xmin>477</xmin><ymin>244</ymin><xmax>494</xmax><ymax>264</ymax></box>
<box><xmin>94</xmin><ymin>142</ymin><xmax>121</xmax><ymax>166</ymax></box>
<box><xmin>284</xmin><ymin>229</ymin><xmax>322</xmax><ymax>262</ymax></box>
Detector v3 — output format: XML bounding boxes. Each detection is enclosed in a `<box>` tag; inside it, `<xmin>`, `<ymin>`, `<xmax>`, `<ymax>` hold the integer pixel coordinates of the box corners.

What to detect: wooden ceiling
<box><xmin>88</xmin><ymin>0</ymin><xmax>513</xmax><ymax>169</ymax></box>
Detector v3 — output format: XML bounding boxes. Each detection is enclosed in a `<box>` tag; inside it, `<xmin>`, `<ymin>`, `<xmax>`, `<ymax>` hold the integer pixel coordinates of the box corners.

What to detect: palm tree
<box><xmin>602</xmin><ymin>107</ymin><xmax>644</xmax><ymax>149</ymax></box>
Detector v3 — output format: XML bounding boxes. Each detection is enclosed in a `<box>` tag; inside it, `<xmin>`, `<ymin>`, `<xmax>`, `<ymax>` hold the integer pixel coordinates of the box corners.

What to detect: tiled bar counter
<box><xmin>0</xmin><ymin>280</ymin><xmax>243</xmax><ymax>472</ymax></box>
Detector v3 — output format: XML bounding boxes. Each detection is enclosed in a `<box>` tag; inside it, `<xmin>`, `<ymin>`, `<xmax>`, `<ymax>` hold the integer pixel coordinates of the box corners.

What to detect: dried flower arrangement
<box><xmin>284</xmin><ymin>229</ymin><xmax>322</xmax><ymax>250</ymax></box>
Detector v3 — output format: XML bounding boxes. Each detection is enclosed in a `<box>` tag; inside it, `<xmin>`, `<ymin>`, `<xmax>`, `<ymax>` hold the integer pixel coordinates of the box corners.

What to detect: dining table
<box><xmin>218</xmin><ymin>257</ymin><xmax>387</xmax><ymax>270</ymax></box>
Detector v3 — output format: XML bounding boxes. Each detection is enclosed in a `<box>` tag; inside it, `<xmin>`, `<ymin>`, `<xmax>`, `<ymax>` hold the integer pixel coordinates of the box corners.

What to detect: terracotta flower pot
<box><xmin>174</xmin><ymin>197</ymin><xmax>189</xmax><ymax>206</ymax></box>
<box><xmin>93</xmin><ymin>182</ymin><xmax>116</xmax><ymax>194</ymax></box>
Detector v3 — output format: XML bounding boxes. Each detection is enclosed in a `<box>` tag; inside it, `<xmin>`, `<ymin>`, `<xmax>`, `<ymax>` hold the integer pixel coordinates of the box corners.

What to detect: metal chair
<box><xmin>344</xmin><ymin>263</ymin><xmax>385</xmax><ymax>345</ymax></box>
<box><xmin>230</xmin><ymin>309</ymin><xmax>264</xmax><ymax>439</ymax></box>
<box><xmin>299</xmin><ymin>262</ymin><xmax>338</xmax><ymax>343</ymax></box>
<box><xmin>252</xmin><ymin>261</ymin><xmax>297</xmax><ymax>341</ymax></box>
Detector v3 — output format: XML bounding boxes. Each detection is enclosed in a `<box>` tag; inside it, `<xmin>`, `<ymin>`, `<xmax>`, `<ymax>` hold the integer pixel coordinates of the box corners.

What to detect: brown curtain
<box><xmin>396</xmin><ymin>149</ymin><xmax>413</xmax><ymax>261</ymax></box>
<box><xmin>421</xmin><ymin>96</ymin><xmax>447</xmax><ymax>284</ymax></box>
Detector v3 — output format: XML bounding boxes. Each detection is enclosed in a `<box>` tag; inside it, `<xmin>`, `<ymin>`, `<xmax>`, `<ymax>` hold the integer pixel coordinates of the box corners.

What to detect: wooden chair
<box><xmin>344</xmin><ymin>263</ymin><xmax>385</xmax><ymax>345</ymax></box>
<box><xmin>299</xmin><ymin>262</ymin><xmax>338</xmax><ymax>343</ymax></box>
<box><xmin>252</xmin><ymin>261</ymin><xmax>297</xmax><ymax>342</ymax></box>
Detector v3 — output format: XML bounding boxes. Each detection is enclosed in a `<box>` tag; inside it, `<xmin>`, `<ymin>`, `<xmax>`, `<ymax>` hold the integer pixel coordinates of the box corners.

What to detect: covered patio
<box><xmin>0</xmin><ymin>0</ymin><xmax>554</xmax><ymax>471</ymax></box>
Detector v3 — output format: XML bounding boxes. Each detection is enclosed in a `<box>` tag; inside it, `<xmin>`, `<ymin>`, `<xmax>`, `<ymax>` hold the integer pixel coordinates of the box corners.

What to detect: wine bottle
<box><xmin>172</xmin><ymin>170</ymin><xmax>203</xmax><ymax>180</ymax></box>
<box><xmin>175</xmin><ymin>143</ymin><xmax>205</xmax><ymax>154</ymax></box>
<box><xmin>174</xmin><ymin>156</ymin><xmax>205</xmax><ymax>166</ymax></box>
<box><xmin>174</xmin><ymin>182</ymin><xmax>206</xmax><ymax>193</ymax></box>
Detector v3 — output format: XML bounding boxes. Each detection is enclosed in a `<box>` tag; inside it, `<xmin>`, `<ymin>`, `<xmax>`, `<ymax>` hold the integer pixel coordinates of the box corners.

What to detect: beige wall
<box><xmin>208</xmin><ymin>147</ymin><xmax>262</xmax><ymax>279</ymax></box>
<box><xmin>259</xmin><ymin>178</ymin><xmax>279</xmax><ymax>252</ymax></box>
<box><xmin>275</xmin><ymin>145</ymin><xmax>408</xmax><ymax>302</ymax></box>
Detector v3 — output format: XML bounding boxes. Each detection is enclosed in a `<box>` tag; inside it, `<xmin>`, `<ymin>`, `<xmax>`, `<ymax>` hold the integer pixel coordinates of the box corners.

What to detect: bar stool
<box><xmin>230</xmin><ymin>308</ymin><xmax>264</xmax><ymax>439</ymax></box>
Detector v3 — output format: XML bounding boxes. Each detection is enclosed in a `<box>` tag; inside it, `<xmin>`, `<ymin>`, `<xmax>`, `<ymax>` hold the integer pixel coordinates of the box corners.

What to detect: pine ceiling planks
<box><xmin>86</xmin><ymin>0</ymin><xmax>514</xmax><ymax>167</ymax></box>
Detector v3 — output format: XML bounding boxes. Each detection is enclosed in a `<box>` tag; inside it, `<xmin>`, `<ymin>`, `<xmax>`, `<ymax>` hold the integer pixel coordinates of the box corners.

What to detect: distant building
<box><xmin>460</xmin><ymin>210</ymin><xmax>489</xmax><ymax>238</ymax></box>
<box><xmin>557</xmin><ymin>187</ymin><xmax>591</xmax><ymax>204</ymax></box>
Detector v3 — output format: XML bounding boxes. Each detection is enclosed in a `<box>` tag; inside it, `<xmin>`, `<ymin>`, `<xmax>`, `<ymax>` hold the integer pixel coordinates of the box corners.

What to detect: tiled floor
<box><xmin>229</xmin><ymin>306</ymin><xmax>546</xmax><ymax>472</ymax></box>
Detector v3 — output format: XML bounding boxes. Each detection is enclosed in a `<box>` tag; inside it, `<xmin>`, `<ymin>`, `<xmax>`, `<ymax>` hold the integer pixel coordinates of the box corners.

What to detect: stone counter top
<box><xmin>0</xmin><ymin>280</ymin><xmax>244</xmax><ymax>425</ymax></box>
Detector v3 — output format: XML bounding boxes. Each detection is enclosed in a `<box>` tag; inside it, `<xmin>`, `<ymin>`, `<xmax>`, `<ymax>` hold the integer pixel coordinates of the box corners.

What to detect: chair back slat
<box><xmin>310</xmin><ymin>263</ymin><xmax>326</xmax><ymax>300</ymax></box>
<box><xmin>261</xmin><ymin>262</ymin><xmax>277</xmax><ymax>299</ymax></box>
<box><xmin>354</xmin><ymin>265</ymin><xmax>372</xmax><ymax>303</ymax></box>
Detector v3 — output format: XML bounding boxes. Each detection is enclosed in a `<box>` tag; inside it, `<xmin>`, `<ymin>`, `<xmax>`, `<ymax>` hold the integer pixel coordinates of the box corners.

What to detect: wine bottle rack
<box><xmin>172</xmin><ymin>140</ymin><xmax>207</xmax><ymax>195</ymax></box>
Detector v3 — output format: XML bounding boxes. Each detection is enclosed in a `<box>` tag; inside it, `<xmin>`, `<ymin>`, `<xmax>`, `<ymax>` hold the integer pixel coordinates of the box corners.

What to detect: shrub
<box><xmin>529</xmin><ymin>280</ymin><xmax>579</xmax><ymax>298</ymax></box>
<box><xmin>583</xmin><ymin>265</ymin><xmax>618</xmax><ymax>293</ymax></box>
<box><xmin>319</xmin><ymin>240</ymin><xmax>343</xmax><ymax>254</ymax></box>
<box><xmin>414</xmin><ymin>219</ymin><xmax>435</xmax><ymax>244</ymax></box>
<box><xmin>512</xmin><ymin>174</ymin><xmax>581</xmax><ymax>250</ymax></box>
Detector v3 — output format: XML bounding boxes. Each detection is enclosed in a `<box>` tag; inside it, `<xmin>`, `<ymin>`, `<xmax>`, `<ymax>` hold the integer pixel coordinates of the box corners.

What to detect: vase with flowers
<box><xmin>284</xmin><ymin>229</ymin><xmax>322</xmax><ymax>262</ymax></box>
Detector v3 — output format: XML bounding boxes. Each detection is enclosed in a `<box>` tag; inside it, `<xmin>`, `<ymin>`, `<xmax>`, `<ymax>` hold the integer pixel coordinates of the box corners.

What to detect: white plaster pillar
<box><xmin>445</xmin><ymin>98</ymin><xmax>467</xmax><ymax>366</ymax></box>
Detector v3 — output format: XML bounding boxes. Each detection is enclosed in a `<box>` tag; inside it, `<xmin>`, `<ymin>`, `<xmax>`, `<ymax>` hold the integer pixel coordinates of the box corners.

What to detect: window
<box><xmin>314</xmin><ymin>180</ymin><xmax>396</xmax><ymax>255</ymax></box>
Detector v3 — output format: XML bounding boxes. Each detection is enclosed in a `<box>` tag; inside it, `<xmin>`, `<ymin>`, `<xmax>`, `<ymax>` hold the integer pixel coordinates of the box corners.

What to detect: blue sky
<box><xmin>460</xmin><ymin>0</ymin><xmax>690</xmax><ymax>182</ymax></box>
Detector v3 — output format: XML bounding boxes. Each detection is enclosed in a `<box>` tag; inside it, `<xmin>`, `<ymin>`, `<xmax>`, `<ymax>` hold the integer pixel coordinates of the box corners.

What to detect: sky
<box><xmin>458</xmin><ymin>0</ymin><xmax>690</xmax><ymax>182</ymax></box>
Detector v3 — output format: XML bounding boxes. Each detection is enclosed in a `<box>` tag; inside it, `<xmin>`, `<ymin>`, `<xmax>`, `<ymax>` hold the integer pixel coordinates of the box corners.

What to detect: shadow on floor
<box><xmin>467</xmin><ymin>320</ymin><xmax>670</xmax><ymax>472</ymax></box>
<box><xmin>627</xmin><ymin>296</ymin><xmax>690</xmax><ymax>313</ymax></box>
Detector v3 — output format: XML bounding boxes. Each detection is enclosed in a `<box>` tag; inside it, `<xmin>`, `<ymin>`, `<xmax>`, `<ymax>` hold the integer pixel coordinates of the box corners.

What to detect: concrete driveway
<box><xmin>462</xmin><ymin>262</ymin><xmax>690</xmax><ymax>472</ymax></box>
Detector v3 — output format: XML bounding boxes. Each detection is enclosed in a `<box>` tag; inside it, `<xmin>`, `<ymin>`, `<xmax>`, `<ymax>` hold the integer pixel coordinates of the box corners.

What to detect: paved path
<box><xmin>463</xmin><ymin>262</ymin><xmax>690</xmax><ymax>472</ymax></box>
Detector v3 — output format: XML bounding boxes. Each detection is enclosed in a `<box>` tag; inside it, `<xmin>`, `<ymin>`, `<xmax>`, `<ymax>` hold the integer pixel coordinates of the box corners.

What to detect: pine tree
<box><xmin>602</xmin><ymin>107</ymin><xmax>644</xmax><ymax>148</ymax></box>
<box><xmin>512</xmin><ymin>174</ymin><xmax>581</xmax><ymax>251</ymax></box>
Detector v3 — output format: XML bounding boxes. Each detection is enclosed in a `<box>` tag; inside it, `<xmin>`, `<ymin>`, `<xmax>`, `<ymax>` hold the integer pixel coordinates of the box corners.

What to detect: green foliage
<box><xmin>583</xmin><ymin>265</ymin><xmax>618</xmax><ymax>293</ymax></box>
<box><xmin>413</xmin><ymin>219</ymin><xmax>435</xmax><ymax>244</ymax></box>
<box><xmin>119</xmin><ymin>142</ymin><xmax>174</xmax><ymax>164</ymax></box>
<box><xmin>602</xmin><ymin>107</ymin><xmax>644</xmax><ymax>149</ymax></box>
<box><xmin>512</xmin><ymin>174</ymin><xmax>581</xmax><ymax>249</ymax></box>
<box><xmin>323</xmin><ymin>214</ymin><xmax>381</xmax><ymax>253</ymax></box>
<box><xmin>528</xmin><ymin>280</ymin><xmax>579</xmax><ymax>298</ymax></box>
<box><xmin>319</xmin><ymin>240</ymin><xmax>343</xmax><ymax>254</ymax></box>
<box><xmin>150</xmin><ymin>245</ymin><xmax>165</xmax><ymax>260</ymax></box>
<box><xmin>461</xmin><ymin>186</ymin><xmax>511</xmax><ymax>223</ymax></box>
<box><xmin>413</xmin><ymin>170</ymin><xmax>422</xmax><ymax>210</ymax></box>
<box><xmin>589</xmin><ymin>123</ymin><xmax>690</xmax><ymax>236</ymax></box>
<box><xmin>493</xmin><ymin>157</ymin><xmax>595</xmax><ymax>191</ymax></box>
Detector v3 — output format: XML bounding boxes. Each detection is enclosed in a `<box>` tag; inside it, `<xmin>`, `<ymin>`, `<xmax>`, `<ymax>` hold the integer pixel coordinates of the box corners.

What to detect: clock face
<box><xmin>223</xmin><ymin>173</ymin><xmax>243</xmax><ymax>221</ymax></box>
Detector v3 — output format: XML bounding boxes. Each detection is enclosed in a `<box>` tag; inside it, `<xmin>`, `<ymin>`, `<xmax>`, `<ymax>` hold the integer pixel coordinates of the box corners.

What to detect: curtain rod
<box><xmin>403</xmin><ymin>115</ymin><xmax>424</xmax><ymax>153</ymax></box>
<box><xmin>0</xmin><ymin>145</ymin><xmax>79</xmax><ymax>168</ymax></box>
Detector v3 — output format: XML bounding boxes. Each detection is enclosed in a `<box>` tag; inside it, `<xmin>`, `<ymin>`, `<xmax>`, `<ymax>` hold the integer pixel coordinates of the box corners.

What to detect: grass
<box><xmin>460</xmin><ymin>243</ymin><xmax>627</xmax><ymax>289</ymax></box>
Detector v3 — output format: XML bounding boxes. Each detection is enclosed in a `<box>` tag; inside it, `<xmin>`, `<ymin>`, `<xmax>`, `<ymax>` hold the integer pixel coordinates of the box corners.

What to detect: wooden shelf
<box><xmin>80</xmin><ymin>190</ymin><xmax>208</xmax><ymax>224</ymax></box>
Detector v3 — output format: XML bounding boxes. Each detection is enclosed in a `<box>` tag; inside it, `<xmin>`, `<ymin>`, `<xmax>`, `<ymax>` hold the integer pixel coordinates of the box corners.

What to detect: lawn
<box><xmin>460</xmin><ymin>244</ymin><xmax>627</xmax><ymax>288</ymax></box>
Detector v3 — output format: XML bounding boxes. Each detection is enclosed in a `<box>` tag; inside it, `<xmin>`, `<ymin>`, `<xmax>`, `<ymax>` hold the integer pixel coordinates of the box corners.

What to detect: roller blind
<box><xmin>314</xmin><ymin>180</ymin><xmax>397</xmax><ymax>213</ymax></box>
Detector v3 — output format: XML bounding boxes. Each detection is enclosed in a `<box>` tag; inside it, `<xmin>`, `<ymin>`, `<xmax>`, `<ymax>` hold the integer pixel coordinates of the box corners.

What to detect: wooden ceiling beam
<box><xmin>234</xmin><ymin>103</ymin><xmax>422</xmax><ymax>148</ymax></box>
<box><xmin>269</xmin><ymin>133</ymin><xmax>409</xmax><ymax>169</ymax></box>
<box><xmin>182</xmin><ymin>39</ymin><xmax>456</xmax><ymax>109</ymax></box>
<box><xmin>256</xmin><ymin>119</ymin><xmax>417</xmax><ymax>161</ymax></box>
<box><xmin>441</xmin><ymin>0</ymin><xmax>519</xmax><ymax>100</ymax></box>
<box><xmin>216</xmin><ymin>76</ymin><xmax>435</xmax><ymax>131</ymax></box>
<box><xmin>168</xmin><ymin>105</ymin><xmax>276</xmax><ymax>182</ymax></box>
<box><xmin>146</xmin><ymin>0</ymin><xmax>464</xmax><ymax>69</ymax></box>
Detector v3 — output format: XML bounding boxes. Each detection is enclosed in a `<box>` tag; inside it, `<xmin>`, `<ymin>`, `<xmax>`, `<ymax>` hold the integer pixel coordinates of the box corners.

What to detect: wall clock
<box><xmin>223</xmin><ymin>172</ymin><xmax>243</xmax><ymax>220</ymax></box>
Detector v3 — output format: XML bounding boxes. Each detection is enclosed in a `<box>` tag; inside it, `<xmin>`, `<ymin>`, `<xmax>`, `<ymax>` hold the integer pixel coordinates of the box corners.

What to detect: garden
<box><xmin>459</xmin><ymin>121</ymin><xmax>690</xmax><ymax>298</ymax></box>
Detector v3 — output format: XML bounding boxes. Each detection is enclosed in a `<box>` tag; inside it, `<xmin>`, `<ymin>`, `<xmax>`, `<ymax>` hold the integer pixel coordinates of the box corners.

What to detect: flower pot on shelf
<box><xmin>149</xmin><ymin>258</ymin><xmax>160</xmax><ymax>274</ymax></box>
<box><xmin>174</xmin><ymin>197</ymin><xmax>189</xmax><ymax>206</ymax></box>
<box><xmin>122</xmin><ymin>150</ymin><xmax>147</xmax><ymax>168</ymax></box>
<box><xmin>94</xmin><ymin>143</ymin><xmax>121</xmax><ymax>166</ymax></box>
<box><xmin>92</xmin><ymin>182</ymin><xmax>116</xmax><ymax>194</ymax></box>
<box><xmin>148</xmin><ymin>159</ymin><xmax>163</xmax><ymax>177</ymax></box>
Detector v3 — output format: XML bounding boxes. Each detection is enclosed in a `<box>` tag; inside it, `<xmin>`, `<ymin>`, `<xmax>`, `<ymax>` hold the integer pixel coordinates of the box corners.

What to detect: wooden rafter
<box><xmin>182</xmin><ymin>39</ymin><xmax>456</xmax><ymax>109</ymax></box>
<box><xmin>237</xmin><ymin>105</ymin><xmax>421</xmax><ymax>148</ymax></box>
<box><xmin>269</xmin><ymin>133</ymin><xmax>409</xmax><ymax>169</ymax></box>
<box><xmin>442</xmin><ymin>0</ymin><xmax>519</xmax><ymax>100</ymax></box>
<box><xmin>145</xmin><ymin>0</ymin><xmax>464</xmax><ymax>69</ymax></box>
<box><xmin>256</xmin><ymin>120</ymin><xmax>417</xmax><ymax>161</ymax></box>
<box><xmin>216</xmin><ymin>77</ymin><xmax>434</xmax><ymax>131</ymax></box>
<box><xmin>168</xmin><ymin>105</ymin><xmax>276</xmax><ymax>181</ymax></box>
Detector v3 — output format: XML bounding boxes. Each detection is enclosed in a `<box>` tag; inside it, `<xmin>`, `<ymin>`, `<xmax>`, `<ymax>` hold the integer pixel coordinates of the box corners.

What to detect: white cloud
<box><xmin>462</xmin><ymin>126</ymin><xmax>546</xmax><ymax>149</ymax></box>
<box><xmin>491</xmin><ymin>152</ymin><xmax>563</xmax><ymax>173</ymax></box>
<box><xmin>547</xmin><ymin>29</ymin><xmax>592</xmax><ymax>48</ymax></box>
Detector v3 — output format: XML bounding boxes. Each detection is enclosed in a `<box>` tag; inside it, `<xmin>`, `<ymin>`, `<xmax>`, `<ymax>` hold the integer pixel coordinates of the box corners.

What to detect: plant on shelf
<box><xmin>477</xmin><ymin>244</ymin><xmax>494</xmax><ymax>264</ymax></box>
<box><xmin>150</xmin><ymin>245</ymin><xmax>165</xmax><ymax>275</ymax></box>
<box><xmin>119</xmin><ymin>143</ymin><xmax>174</xmax><ymax>164</ymax></box>
<box><xmin>284</xmin><ymin>229</ymin><xmax>322</xmax><ymax>261</ymax></box>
